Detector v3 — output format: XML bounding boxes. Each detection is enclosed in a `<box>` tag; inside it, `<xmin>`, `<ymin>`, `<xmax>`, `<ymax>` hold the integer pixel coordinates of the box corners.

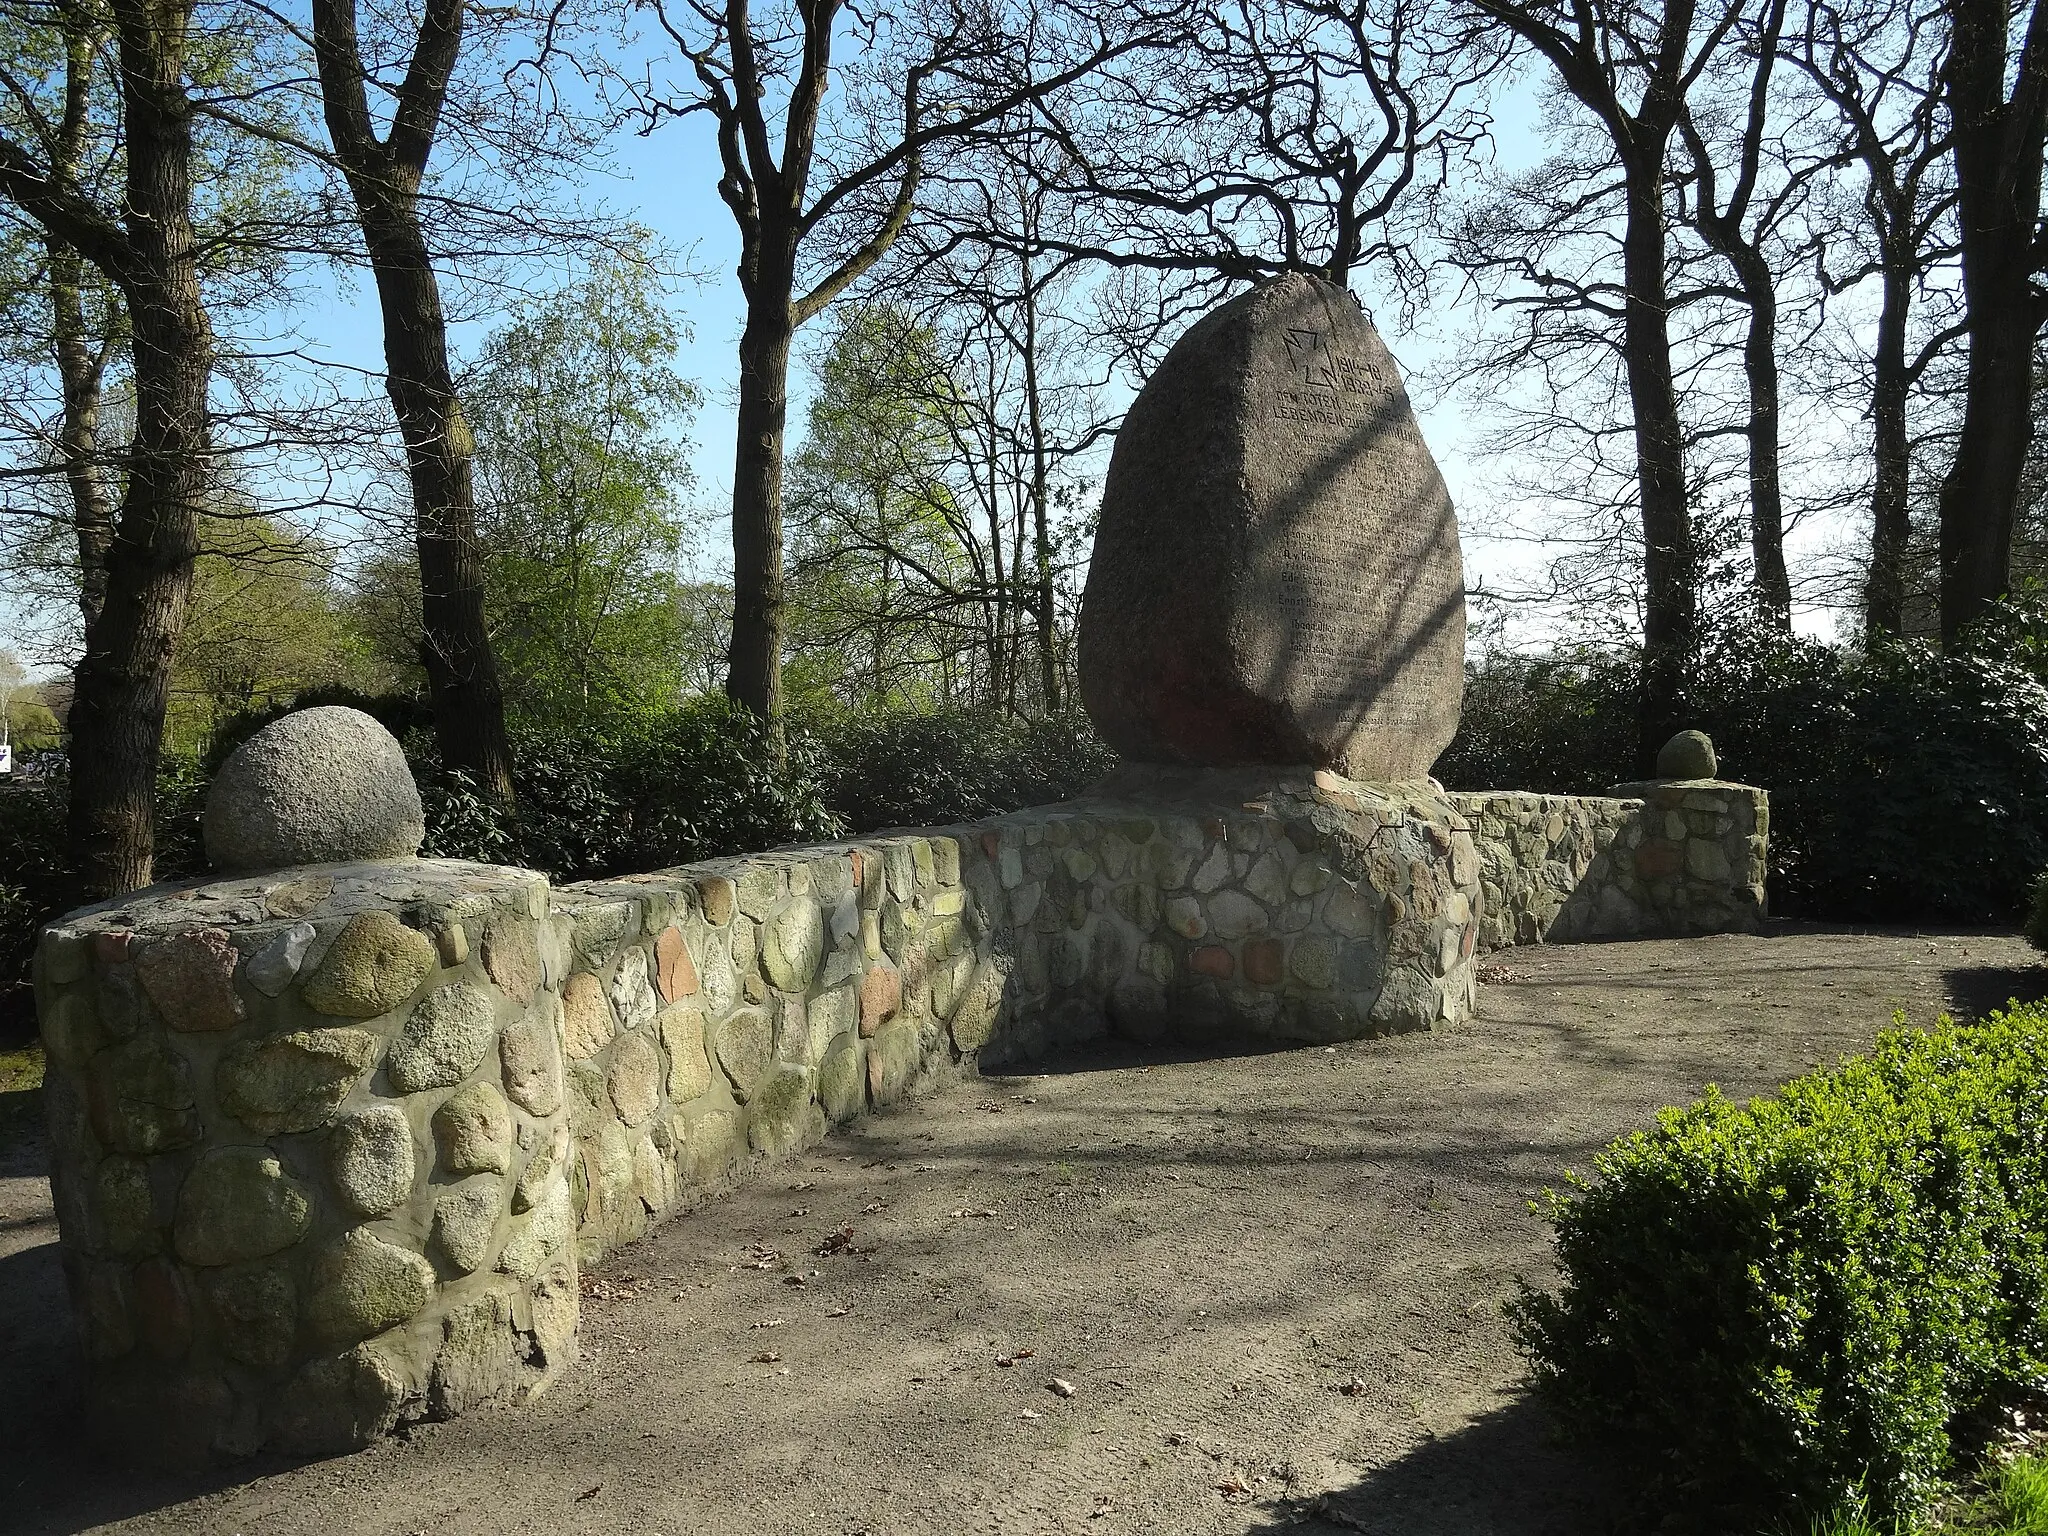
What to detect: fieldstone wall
<box><xmin>520</xmin><ymin>769</ymin><xmax>1481</xmax><ymax>1265</ymax></box>
<box><xmin>33</xmin><ymin>861</ymin><xmax>578</xmax><ymax>1464</ymax></box>
<box><xmin>32</xmin><ymin>768</ymin><xmax>1767</xmax><ymax>1463</ymax></box>
<box><xmin>1449</xmin><ymin>780</ymin><xmax>1768</xmax><ymax>949</ymax></box>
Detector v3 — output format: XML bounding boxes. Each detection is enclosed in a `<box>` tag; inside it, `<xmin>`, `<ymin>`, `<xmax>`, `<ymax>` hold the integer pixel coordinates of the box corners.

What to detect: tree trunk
<box><xmin>1007</xmin><ymin>482</ymin><xmax>1028</xmax><ymax>716</ymax></box>
<box><xmin>1021</xmin><ymin>296</ymin><xmax>1059</xmax><ymax>714</ymax></box>
<box><xmin>311</xmin><ymin>0</ymin><xmax>513</xmax><ymax>802</ymax></box>
<box><xmin>982</xmin><ymin>452</ymin><xmax>1009</xmax><ymax>712</ymax></box>
<box><xmin>1620</xmin><ymin>163</ymin><xmax>1698</xmax><ymax>768</ymax></box>
<box><xmin>49</xmin><ymin>19</ymin><xmax>114</xmax><ymax>633</ymax></box>
<box><xmin>1937</xmin><ymin>0</ymin><xmax>2048</xmax><ymax>647</ymax></box>
<box><xmin>1732</xmin><ymin>248</ymin><xmax>1791</xmax><ymax>626</ymax></box>
<box><xmin>49</xmin><ymin>240</ymin><xmax>115</xmax><ymax>633</ymax></box>
<box><xmin>875</xmin><ymin>487</ymin><xmax>890</xmax><ymax>699</ymax></box>
<box><xmin>353</xmin><ymin>193</ymin><xmax>515</xmax><ymax>803</ymax></box>
<box><xmin>66</xmin><ymin>1</ymin><xmax>212</xmax><ymax>895</ymax></box>
<box><xmin>727</xmin><ymin>293</ymin><xmax>794</xmax><ymax>726</ymax></box>
<box><xmin>1937</xmin><ymin>288</ymin><xmax>2034</xmax><ymax>646</ymax></box>
<box><xmin>1866</xmin><ymin>256</ymin><xmax>1914</xmax><ymax>635</ymax></box>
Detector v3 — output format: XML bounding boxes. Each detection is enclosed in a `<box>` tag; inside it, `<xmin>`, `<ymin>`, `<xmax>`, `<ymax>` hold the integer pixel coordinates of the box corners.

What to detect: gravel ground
<box><xmin>2</xmin><ymin>923</ymin><xmax>2040</xmax><ymax>1536</ymax></box>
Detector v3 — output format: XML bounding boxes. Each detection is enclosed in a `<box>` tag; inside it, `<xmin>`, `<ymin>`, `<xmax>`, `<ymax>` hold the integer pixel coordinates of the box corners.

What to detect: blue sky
<box><xmin>5</xmin><ymin>52</ymin><xmax>1860</xmax><ymax>674</ymax></box>
<box><xmin>284</xmin><ymin>78</ymin><xmax>1522</xmax><ymax>576</ymax></box>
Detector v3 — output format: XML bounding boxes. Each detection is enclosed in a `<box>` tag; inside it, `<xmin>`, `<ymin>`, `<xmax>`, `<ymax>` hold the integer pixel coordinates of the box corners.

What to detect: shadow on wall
<box><xmin>1242</xmin><ymin>1397</ymin><xmax>1626</xmax><ymax>1536</ymax></box>
<box><xmin>1453</xmin><ymin>785</ymin><xmax>1768</xmax><ymax>949</ymax></box>
<box><xmin>0</xmin><ymin>1234</ymin><xmax>295</xmax><ymax>1535</ymax></box>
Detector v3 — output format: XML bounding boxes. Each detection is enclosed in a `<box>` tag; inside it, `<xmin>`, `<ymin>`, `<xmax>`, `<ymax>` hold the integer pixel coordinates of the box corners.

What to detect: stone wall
<box><xmin>519</xmin><ymin>770</ymin><xmax>1483</xmax><ymax>1265</ymax></box>
<box><xmin>31</xmin><ymin>769</ymin><xmax>1765</xmax><ymax>1463</ymax></box>
<box><xmin>1449</xmin><ymin>780</ymin><xmax>1767</xmax><ymax>950</ymax></box>
<box><xmin>34</xmin><ymin>862</ymin><xmax>577</xmax><ymax>1463</ymax></box>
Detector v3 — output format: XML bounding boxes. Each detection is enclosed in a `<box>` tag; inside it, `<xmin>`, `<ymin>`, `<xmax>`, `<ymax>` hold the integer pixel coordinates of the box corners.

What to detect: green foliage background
<box><xmin>1437</xmin><ymin>604</ymin><xmax>2048</xmax><ymax>923</ymax></box>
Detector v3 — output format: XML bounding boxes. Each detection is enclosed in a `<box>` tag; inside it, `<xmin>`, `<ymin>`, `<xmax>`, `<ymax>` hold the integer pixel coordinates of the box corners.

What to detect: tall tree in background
<box><xmin>981</xmin><ymin>222</ymin><xmax>1103</xmax><ymax>712</ymax></box>
<box><xmin>1934</xmin><ymin>0</ymin><xmax>2048</xmax><ymax>645</ymax></box>
<box><xmin>785</xmin><ymin>307</ymin><xmax>967</xmax><ymax>704</ymax></box>
<box><xmin>311</xmin><ymin>0</ymin><xmax>515</xmax><ymax>803</ymax></box>
<box><xmin>1795</xmin><ymin>0</ymin><xmax>1957</xmax><ymax>636</ymax></box>
<box><xmin>784</xmin><ymin>290</ymin><xmax>1107</xmax><ymax>714</ymax></box>
<box><xmin>645</xmin><ymin>0</ymin><xmax>1166</xmax><ymax>730</ymax></box>
<box><xmin>1675</xmin><ymin>0</ymin><xmax>1802</xmax><ymax>627</ymax></box>
<box><xmin>36</xmin><ymin>4</ymin><xmax>119</xmax><ymax>635</ymax></box>
<box><xmin>1469</xmin><ymin>0</ymin><xmax>1743</xmax><ymax>766</ymax></box>
<box><xmin>2</xmin><ymin>0</ymin><xmax>324</xmax><ymax>674</ymax></box>
<box><xmin>169</xmin><ymin>513</ymin><xmax>378</xmax><ymax>738</ymax></box>
<box><xmin>466</xmin><ymin>253</ymin><xmax>704</xmax><ymax>726</ymax></box>
<box><xmin>895</xmin><ymin>158</ymin><xmax>1124</xmax><ymax>712</ymax></box>
<box><xmin>0</xmin><ymin>0</ymin><xmax>216</xmax><ymax>891</ymax></box>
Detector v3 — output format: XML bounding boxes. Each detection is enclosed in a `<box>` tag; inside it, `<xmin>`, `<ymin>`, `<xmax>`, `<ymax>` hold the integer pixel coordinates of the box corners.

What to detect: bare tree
<box><xmin>1465</xmin><ymin>0</ymin><xmax>1744</xmax><ymax>766</ymax></box>
<box><xmin>1794</xmin><ymin>0</ymin><xmax>1959</xmax><ymax>635</ymax></box>
<box><xmin>36</xmin><ymin>3</ymin><xmax>119</xmax><ymax>634</ymax></box>
<box><xmin>308</xmin><ymin>0</ymin><xmax>515</xmax><ymax>803</ymax></box>
<box><xmin>640</xmin><ymin>0</ymin><xmax>1169</xmax><ymax>730</ymax></box>
<box><xmin>0</xmin><ymin>0</ymin><xmax>217</xmax><ymax>891</ymax></box>
<box><xmin>943</xmin><ymin>0</ymin><xmax>1502</xmax><ymax>319</ymax></box>
<box><xmin>903</xmin><ymin>153</ymin><xmax>1128</xmax><ymax>711</ymax></box>
<box><xmin>1673</xmin><ymin>0</ymin><xmax>1813</xmax><ymax>626</ymax></box>
<box><xmin>1933</xmin><ymin>0</ymin><xmax>2048</xmax><ymax>645</ymax></box>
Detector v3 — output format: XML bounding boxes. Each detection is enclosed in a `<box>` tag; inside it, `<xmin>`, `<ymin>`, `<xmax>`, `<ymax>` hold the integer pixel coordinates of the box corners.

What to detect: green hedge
<box><xmin>1436</xmin><ymin>610</ymin><xmax>2048</xmax><ymax>923</ymax></box>
<box><xmin>0</xmin><ymin>700</ymin><xmax>1117</xmax><ymax>1036</ymax></box>
<box><xmin>815</xmin><ymin>706</ymin><xmax>1115</xmax><ymax>833</ymax></box>
<box><xmin>1511</xmin><ymin>1005</ymin><xmax>2048</xmax><ymax>1528</ymax></box>
<box><xmin>415</xmin><ymin>696</ymin><xmax>844</xmax><ymax>880</ymax></box>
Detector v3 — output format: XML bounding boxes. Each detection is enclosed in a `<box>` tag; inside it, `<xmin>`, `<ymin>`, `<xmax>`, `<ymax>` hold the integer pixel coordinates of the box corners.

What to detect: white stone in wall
<box><xmin>610</xmin><ymin>949</ymin><xmax>657</xmax><ymax>1031</ymax></box>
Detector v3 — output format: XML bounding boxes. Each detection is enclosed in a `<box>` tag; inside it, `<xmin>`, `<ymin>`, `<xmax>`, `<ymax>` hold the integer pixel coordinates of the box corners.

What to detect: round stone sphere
<box><xmin>204</xmin><ymin>707</ymin><xmax>426</xmax><ymax>874</ymax></box>
<box><xmin>1656</xmin><ymin>729</ymin><xmax>1718</xmax><ymax>780</ymax></box>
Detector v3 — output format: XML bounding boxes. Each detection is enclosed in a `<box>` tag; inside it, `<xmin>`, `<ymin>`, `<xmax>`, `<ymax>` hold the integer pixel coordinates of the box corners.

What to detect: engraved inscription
<box><xmin>1272</xmin><ymin>386</ymin><xmax>1346</xmax><ymax>426</ymax></box>
<box><xmin>1334</xmin><ymin>355</ymin><xmax>1389</xmax><ymax>394</ymax></box>
<box><xmin>1284</xmin><ymin>327</ymin><xmax>1339</xmax><ymax>388</ymax></box>
<box><xmin>1272</xmin><ymin>330</ymin><xmax>1394</xmax><ymax>426</ymax></box>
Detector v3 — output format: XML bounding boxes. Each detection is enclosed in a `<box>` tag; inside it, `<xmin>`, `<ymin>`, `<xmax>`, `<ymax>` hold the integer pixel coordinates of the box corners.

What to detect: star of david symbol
<box><xmin>1284</xmin><ymin>327</ymin><xmax>1339</xmax><ymax>389</ymax></box>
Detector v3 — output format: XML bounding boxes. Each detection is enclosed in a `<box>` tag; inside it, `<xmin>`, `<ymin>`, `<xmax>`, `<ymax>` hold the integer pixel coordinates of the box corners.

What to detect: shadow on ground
<box><xmin>0</xmin><ymin>1237</ymin><xmax>311</xmax><ymax>1534</ymax></box>
<box><xmin>998</xmin><ymin>1033</ymin><xmax>1301</xmax><ymax>1077</ymax></box>
<box><xmin>1247</xmin><ymin>1398</ymin><xmax>1629</xmax><ymax>1536</ymax></box>
<box><xmin>1944</xmin><ymin>963</ymin><xmax>2048</xmax><ymax>1020</ymax></box>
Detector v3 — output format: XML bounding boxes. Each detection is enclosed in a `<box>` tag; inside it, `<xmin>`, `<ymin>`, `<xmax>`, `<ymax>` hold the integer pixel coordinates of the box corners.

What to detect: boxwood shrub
<box><xmin>1511</xmin><ymin>1005</ymin><xmax>2048</xmax><ymax>1529</ymax></box>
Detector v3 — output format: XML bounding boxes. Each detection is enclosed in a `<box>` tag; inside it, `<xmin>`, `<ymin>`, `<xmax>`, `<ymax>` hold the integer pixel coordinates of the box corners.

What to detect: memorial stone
<box><xmin>1078</xmin><ymin>272</ymin><xmax>1466</xmax><ymax>779</ymax></box>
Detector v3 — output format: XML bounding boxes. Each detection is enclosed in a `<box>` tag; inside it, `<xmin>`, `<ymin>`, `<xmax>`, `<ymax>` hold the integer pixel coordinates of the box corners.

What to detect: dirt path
<box><xmin>3</xmin><ymin>925</ymin><xmax>2040</xmax><ymax>1536</ymax></box>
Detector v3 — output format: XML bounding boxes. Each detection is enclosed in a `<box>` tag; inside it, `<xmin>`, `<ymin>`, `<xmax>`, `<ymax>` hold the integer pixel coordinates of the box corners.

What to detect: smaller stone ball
<box><xmin>1656</xmin><ymin>729</ymin><xmax>1718</xmax><ymax>781</ymax></box>
<box><xmin>204</xmin><ymin>707</ymin><xmax>425</xmax><ymax>874</ymax></box>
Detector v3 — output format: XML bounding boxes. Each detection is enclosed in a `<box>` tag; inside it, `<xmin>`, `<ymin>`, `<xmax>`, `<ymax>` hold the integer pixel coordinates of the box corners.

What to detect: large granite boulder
<box><xmin>204</xmin><ymin>707</ymin><xmax>425</xmax><ymax>874</ymax></box>
<box><xmin>1078</xmin><ymin>273</ymin><xmax>1465</xmax><ymax>780</ymax></box>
